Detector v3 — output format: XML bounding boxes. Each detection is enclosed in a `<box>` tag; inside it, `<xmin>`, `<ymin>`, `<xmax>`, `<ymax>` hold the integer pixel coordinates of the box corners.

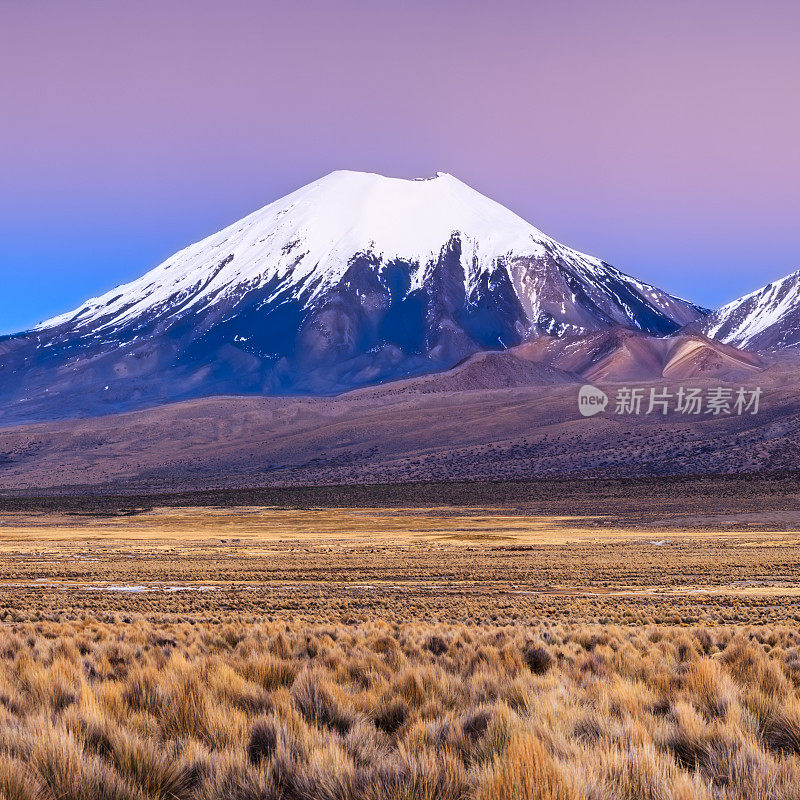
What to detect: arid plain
<box><xmin>0</xmin><ymin>478</ymin><xmax>799</xmax><ymax>799</ymax></box>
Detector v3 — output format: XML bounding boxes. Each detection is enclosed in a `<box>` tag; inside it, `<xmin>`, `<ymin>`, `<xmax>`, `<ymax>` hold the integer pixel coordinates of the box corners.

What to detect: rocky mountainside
<box><xmin>699</xmin><ymin>269</ymin><xmax>800</xmax><ymax>350</ymax></box>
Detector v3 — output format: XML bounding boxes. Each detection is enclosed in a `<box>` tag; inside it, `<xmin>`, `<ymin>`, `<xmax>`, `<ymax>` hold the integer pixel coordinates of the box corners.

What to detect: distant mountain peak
<box><xmin>701</xmin><ymin>268</ymin><xmax>800</xmax><ymax>349</ymax></box>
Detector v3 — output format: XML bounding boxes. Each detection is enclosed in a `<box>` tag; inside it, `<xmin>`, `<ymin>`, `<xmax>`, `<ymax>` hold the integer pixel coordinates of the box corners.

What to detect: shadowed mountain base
<box><xmin>0</xmin><ymin>352</ymin><xmax>797</xmax><ymax>493</ymax></box>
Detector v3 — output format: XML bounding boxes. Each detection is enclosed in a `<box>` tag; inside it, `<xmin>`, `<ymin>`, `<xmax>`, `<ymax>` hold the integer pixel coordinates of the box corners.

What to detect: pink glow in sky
<box><xmin>1</xmin><ymin>0</ymin><xmax>799</xmax><ymax>332</ymax></box>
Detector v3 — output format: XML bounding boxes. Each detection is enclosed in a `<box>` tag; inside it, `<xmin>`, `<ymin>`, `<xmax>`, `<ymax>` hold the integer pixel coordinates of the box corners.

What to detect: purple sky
<box><xmin>2</xmin><ymin>0</ymin><xmax>799</xmax><ymax>333</ymax></box>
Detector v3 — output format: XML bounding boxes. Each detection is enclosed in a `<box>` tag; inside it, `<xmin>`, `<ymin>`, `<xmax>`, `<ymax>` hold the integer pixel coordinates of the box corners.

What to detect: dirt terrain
<box><xmin>2</xmin><ymin>480</ymin><xmax>800</xmax><ymax>626</ymax></box>
<box><xmin>1</xmin><ymin>364</ymin><xmax>799</xmax><ymax>492</ymax></box>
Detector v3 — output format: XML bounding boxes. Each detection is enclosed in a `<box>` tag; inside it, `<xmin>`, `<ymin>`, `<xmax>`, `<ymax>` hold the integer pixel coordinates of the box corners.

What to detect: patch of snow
<box><xmin>102</xmin><ymin>584</ymin><xmax>149</xmax><ymax>593</ymax></box>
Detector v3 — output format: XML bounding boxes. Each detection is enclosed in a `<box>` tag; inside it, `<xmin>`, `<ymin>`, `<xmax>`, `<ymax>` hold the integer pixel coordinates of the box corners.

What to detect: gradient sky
<box><xmin>2</xmin><ymin>0</ymin><xmax>799</xmax><ymax>334</ymax></box>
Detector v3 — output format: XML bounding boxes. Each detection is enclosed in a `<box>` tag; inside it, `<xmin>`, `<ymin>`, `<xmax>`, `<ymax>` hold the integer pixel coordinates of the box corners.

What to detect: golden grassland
<box><xmin>0</xmin><ymin>504</ymin><xmax>799</xmax><ymax>799</ymax></box>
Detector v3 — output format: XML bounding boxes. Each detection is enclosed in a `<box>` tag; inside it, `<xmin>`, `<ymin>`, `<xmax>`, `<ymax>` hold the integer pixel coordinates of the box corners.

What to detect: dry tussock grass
<box><xmin>0</xmin><ymin>619</ymin><xmax>798</xmax><ymax>799</ymax></box>
<box><xmin>1</xmin><ymin>508</ymin><xmax>799</xmax><ymax>797</ymax></box>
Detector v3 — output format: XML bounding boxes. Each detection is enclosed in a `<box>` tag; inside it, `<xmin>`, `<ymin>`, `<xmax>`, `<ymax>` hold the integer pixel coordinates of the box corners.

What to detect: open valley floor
<box><xmin>0</xmin><ymin>478</ymin><xmax>799</xmax><ymax>798</ymax></box>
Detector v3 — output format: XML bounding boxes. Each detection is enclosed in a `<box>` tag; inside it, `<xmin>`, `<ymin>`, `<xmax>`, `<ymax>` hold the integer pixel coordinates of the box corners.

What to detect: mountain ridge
<box><xmin>699</xmin><ymin>268</ymin><xmax>800</xmax><ymax>350</ymax></box>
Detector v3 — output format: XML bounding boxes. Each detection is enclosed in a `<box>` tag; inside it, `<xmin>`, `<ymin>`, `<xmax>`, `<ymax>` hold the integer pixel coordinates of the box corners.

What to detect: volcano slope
<box><xmin>0</xmin><ymin>348</ymin><xmax>797</xmax><ymax>493</ymax></box>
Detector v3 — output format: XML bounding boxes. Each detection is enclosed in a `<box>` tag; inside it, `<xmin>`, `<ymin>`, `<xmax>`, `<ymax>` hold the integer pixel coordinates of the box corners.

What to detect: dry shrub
<box><xmin>426</xmin><ymin>635</ymin><xmax>449</xmax><ymax>656</ymax></box>
<box><xmin>344</xmin><ymin>718</ymin><xmax>393</xmax><ymax>769</ymax></box>
<box><xmin>207</xmin><ymin>663</ymin><xmax>272</xmax><ymax>714</ymax></box>
<box><xmin>292</xmin><ymin>669</ymin><xmax>357</xmax><ymax>734</ymax></box>
<box><xmin>588</xmin><ymin>737</ymin><xmax>713</xmax><ymax>800</ymax></box>
<box><xmin>680</xmin><ymin>658</ymin><xmax>736</xmax><ymax>719</ymax></box>
<box><xmin>472</xmin><ymin>702</ymin><xmax>520</xmax><ymax>764</ymax></box>
<box><xmin>372</xmin><ymin>697</ymin><xmax>409</xmax><ymax>735</ymax></box>
<box><xmin>238</xmin><ymin>653</ymin><xmax>296</xmax><ymax>692</ymax></box>
<box><xmin>523</xmin><ymin>643</ymin><xmax>553</xmax><ymax>675</ymax></box>
<box><xmin>246</xmin><ymin>715</ymin><xmax>278</xmax><ymax>765</ymax></box>
<box><xmin>32</xmin><ymin>728</ymin><xmax>143</xmax><ymax>800</ymax></box>
<box><xmin>0</xmin><ymin>753</ymin><xmax>40</xmax><ymax>800</ymax></box>
<box><xmin>722</xmin><ymin>638</ymin><xmax>788</xmax><ymax>696</ymax></box>
<box><xmin>99</xmin><ymin>726</ymin><xmax>196</xmax><ymax>799</ymax></box>
<box><xmin>476</xmin><ymin>732</ymin><xmax>575</xmax><ymax>800</ymax></box>
<box><xmin>762</xmin><ymin>706</ymin><xmax>800</xmax><ymax>755</ymax></box>
<box><xmin>360</xmin><ymin>746</ymin><xmax>470</xmax><ymax>800</ymax></box>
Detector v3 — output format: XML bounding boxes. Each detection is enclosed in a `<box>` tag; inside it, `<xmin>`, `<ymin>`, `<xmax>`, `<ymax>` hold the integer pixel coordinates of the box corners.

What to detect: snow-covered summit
<box><xmin>38</xmin><ymin>170</ymin><xmax>674</xmax><ymax>334</ymax></box>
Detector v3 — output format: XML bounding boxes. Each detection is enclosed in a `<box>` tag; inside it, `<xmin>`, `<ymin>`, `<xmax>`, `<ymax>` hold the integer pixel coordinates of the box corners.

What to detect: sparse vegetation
<box><xmin>0</xmin><ymin>619</ymin><xmax>798</xmax><ymax>798</ymax></box>
<box><xmin>0</xmin><ymin>496</ymin><xmax>798</xmax><ymax>797</ymax></box>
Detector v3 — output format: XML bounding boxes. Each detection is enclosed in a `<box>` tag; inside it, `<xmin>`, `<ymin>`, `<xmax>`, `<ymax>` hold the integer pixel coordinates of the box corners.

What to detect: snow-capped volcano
<box><xmin>39</xmin><ymin>170</ymin><xmax>701</xmax><ymax>338</ymax></box>
<box><xmin>41</xmin><ymin>171</ymin><xmax>553</xmax><ymax>332</ymax></box>
<box><xmin>1</xmin><ymin>170</ymin><xmax>706</xmax><ymax>420</ymax></box>
<box><xmin>699</xmin><ymin>269</ymin><xmax>800</xmax><ymax>350</ymax></box>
